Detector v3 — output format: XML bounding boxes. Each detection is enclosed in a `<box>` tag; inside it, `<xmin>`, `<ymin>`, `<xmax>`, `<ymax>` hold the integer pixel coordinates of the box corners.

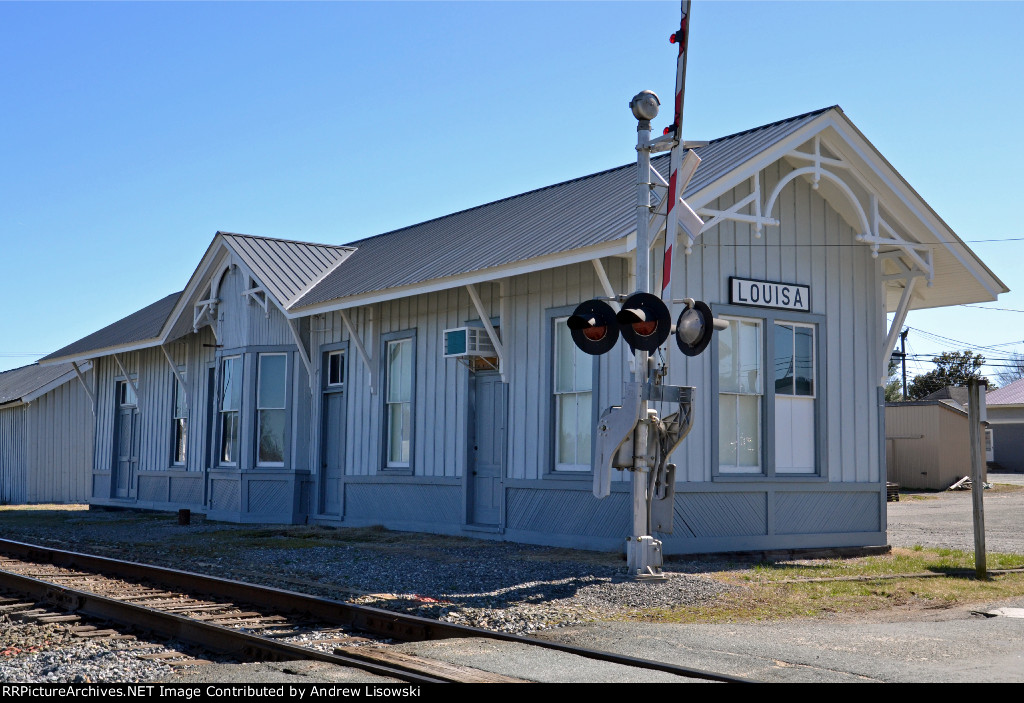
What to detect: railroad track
<box><xmin>0</xmin><ymin>538</ymin><xmax>750</xmax><ymax>684</ymax></box>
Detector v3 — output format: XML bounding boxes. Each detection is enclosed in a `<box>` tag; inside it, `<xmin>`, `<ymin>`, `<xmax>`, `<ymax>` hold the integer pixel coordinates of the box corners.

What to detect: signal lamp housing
<box><xmin>567</xmin><ymin>299</ymin><xmax>620</xmax><ymax>356</ymax></box>
<box><xmin>617</xmin><ymin>292</ymin><xmax>672</xmax><ymax>352</ymax></box>
<box><xmin>674</xmin><ymin>300</ymin><xmax>727</xmax><ymax>356</ymax></box>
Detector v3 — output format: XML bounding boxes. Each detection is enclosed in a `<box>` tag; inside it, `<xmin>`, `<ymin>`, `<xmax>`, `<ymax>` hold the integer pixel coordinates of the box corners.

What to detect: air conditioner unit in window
<box><xmin>443</xmin><ymin>327</ymin><xmax>496</xmax><ymax>358</ymax></box>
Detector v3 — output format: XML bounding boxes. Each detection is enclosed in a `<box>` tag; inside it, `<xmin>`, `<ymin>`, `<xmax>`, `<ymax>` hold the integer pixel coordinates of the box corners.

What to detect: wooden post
<box><xmin>967</xmin><ymin>379</ymin><xmax>987</xmax><ymax>580</ymax></box>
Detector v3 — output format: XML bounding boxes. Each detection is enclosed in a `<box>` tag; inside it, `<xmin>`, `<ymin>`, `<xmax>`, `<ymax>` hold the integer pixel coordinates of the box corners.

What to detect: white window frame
<box><xmin>381</xmin><ymin>330</ymin><xmax>416</xmax><ymax>472</ymax></box>
<box><xmin>717</xmin><ymin>317</ymin><xmax>764</xmax><ymax>475</ymax></box>
<box><xmin>552</xmin><ymin>314</ymin><xmax>594</xmax><ymax>473</ymax></box>
<box><xmin>326</xmin><ymin>350</ymin><xmax>345</xmax><ymax>388</ymax></box>
<box><xmin>255</xmin><ymin>352</ymin><xmax>288</xmax><ymax>468</ymax></box>
<box><xmin>171</xmin><ymin>374</ymin><xmax>188</xmax><ymax>467</ymax></box>
<box><xmin>218</xmin><ymin>355</ymin><xmax>243</xmax><ymax>467</ymax></box>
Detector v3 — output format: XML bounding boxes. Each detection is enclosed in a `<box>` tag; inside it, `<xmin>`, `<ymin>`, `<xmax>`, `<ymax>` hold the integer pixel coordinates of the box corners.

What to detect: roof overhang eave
<box><xmin>39</xmin><ymin>339</ymin><xmax>163</xmax><ymax>367</ymax></box>
<box><xmin>286</xmin><ymin>237</ymin><xmax>632</xmax><ymax>317</ymax></box>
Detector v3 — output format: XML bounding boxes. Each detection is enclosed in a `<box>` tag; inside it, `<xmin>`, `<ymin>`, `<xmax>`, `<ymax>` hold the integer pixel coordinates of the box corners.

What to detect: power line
<box><xmin>903</xmin><ymin>326</ymin><xmax>1023</xmax><ymax>355</ymax></box>
<box><xmin>959</xmin><ymin>304</ymin><xmax>1024</xmax><ymax>313</ymax></box>
<box><xmin>697</xmin><ymin>237</ymin><xmax>1024</xmax><ymax>248</ymax></box>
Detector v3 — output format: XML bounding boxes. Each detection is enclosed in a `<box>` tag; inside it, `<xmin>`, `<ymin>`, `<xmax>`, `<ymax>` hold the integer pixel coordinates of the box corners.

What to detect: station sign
<box><xmin>729</xmin><ymin>277</ymin><xmax>810</xmax><ymax>312</ymax></box>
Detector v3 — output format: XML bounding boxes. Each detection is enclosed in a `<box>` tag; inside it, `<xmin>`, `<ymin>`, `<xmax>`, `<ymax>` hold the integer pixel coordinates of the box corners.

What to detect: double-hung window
<box><xmin>718</xmin><ymin>318</ymin><xmax>763</xmax><ymax>474</ymax></box>
<box><xmin>171</xmin><ymin>376</ymin><xmax>188</xmax><ymax>466</ymax></box>
<box><xmin>256</xmin><ymin>353</ymin><xmax>287</xmax><ymax>466</ymax></box>
<box><xmin>553</xmin><ymin>316</ymin><xmax>593</xmax><ymax>472</ymax></box>
<box><xmin>384</xmin><ymin>335</ymin><xmax>413</xmax><ymax>469</ymax></box>
<box><xmin>219</xmin><ymin>356</ymin><xmax>242</xmax><ymax>465</ymax></box>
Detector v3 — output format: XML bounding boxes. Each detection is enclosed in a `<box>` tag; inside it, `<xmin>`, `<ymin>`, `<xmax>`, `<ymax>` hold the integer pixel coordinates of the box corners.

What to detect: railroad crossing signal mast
<box><xmin>566</xmin><ymin>2</ymin><xmax>727</xmax><ymax>579</ymax></box>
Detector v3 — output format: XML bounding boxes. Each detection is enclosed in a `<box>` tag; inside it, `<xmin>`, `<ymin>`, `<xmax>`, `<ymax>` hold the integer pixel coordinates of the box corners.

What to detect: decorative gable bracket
<box><xmin>688</xmin><ymin>135</ymin><xmax>934</xmax><ymax>285</ymax></box>
<box><xmin>243</xmin><ymin>278</ymin><xmax>270</xmax><ymax>316</ymax></box>
<box><xmin>193</xmin><ymin>298</ymin><xmax>219</xmax><ymax>335</ymax></box>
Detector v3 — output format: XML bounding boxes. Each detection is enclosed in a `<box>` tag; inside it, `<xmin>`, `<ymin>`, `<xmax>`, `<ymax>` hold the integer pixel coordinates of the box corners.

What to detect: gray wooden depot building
<box><xmin>38</xmin><ymin>107</ymin><xmax>1007</xmax><ymax>554</ymax></box>
<box><xmin>0</xmin><ymin>362</ymin><xmax>95</xmax><ymax>504</ymax></box>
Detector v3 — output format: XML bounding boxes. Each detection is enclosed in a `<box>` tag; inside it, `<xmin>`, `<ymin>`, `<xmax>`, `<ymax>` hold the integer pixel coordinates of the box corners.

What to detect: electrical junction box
<box><xmin>443</xmin><ymin>327</ymin><xmax>496</xmax><ymax>358</ymax></box>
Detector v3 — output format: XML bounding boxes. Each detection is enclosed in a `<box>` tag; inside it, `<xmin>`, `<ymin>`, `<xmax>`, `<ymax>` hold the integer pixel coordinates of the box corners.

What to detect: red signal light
<box><xmin>669</xmin><ymin>33</ymin><xmax>677</xmax><ymax>44</ymax></box>
<box><xmin>583</xmin><ymin>325</ymin><xmax>607</xmax><ymax>342</ymax></box>
<box><xmin>632</xmin><ymin>320</ymin><xmax>658</xmax><ymax>337</ymax></box>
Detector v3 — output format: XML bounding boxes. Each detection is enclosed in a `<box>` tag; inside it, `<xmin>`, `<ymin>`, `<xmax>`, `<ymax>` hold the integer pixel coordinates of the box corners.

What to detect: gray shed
<box><xmin>885</xmin><ymin>399</ymin><xmax>983</xmax><ymax>490</ymax></box>
<box><xmin>0</xmin><ymin>363</ymin><xmax>96</xmax><ymax>503</ymax></box>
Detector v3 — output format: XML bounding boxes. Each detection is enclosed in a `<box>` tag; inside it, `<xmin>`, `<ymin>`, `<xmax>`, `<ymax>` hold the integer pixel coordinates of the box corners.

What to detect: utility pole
<box><xmin>967</xmin><ymin>379</ymin><xmax>987</xmax><ymax>580</ymax></box>
<box><xmin>900</xmin><ymin>328</ymin><xmax>908</xmax><ymax>398</ymax></box>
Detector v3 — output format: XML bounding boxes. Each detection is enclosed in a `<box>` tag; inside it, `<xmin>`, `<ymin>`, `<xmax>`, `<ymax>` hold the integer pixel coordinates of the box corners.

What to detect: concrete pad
<box><xmin>389</xmin><ymin>637</ymin><xmax>715</xmax><ymax>683</ymax></box>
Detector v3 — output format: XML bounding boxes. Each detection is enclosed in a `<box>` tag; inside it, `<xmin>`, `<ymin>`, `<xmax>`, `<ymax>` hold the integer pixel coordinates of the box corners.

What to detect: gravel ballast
<box><xmin>0</xmin><ymin>507</ymin><xmax>737</xmax><ymax>682</ymax></box>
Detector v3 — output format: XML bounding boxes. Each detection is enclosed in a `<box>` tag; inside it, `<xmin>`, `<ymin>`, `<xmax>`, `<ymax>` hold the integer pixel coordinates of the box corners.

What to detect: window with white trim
<box><xmin>219</xmin><ymin>356</ymin><xmax>242</xmax><ymax>465</ymax></box>
<box><xmin>256</xmin><ymin>353</ymin><xmax>287</xmax><ymax>466</ymax></box>
<box><xmin>327</xmin><ymin>350</ymin><xmax>345</xmax><ymax>387</ymax></box>
<box><xmin>385</xmin><ymin>338</ymin><xmax>413</xmax><ymax>468</ymax></box>
<box><xmin>171</xmin><ymin>376</ymin><xmax>188</xmax><ymax>466</ymax></box>
<box><xmin>718</xmin><ymin>318</ymin><xmax>762</xmax><ymax>474</ymax></box>
<box><xmin>554</xmin><ymin>317</ymin><xmax>593</xmax><ymax>472</ymax></box>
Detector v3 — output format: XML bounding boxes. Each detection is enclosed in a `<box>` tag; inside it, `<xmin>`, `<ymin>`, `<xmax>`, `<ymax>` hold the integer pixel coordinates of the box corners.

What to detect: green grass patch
<box><xmin>633</xmin><ymin>548</ymin><xmax>1024</xmax><ymax>625</ymax></box>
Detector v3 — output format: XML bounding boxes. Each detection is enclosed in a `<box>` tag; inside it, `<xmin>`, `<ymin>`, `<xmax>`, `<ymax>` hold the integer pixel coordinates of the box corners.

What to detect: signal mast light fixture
<box><xmin>629</xmin><ymin>90</ymin><xmax>661</xmax><ymax>123</ymax></box>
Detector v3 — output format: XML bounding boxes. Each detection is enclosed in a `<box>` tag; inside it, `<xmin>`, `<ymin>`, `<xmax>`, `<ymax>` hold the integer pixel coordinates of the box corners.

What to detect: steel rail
<box><xmin>0</xmin><ymin>538</ymin><xmax>753</xmax><ymax>683</ymax></box>
<box><xmin>0</xmin><ymin>565</ymin><xmax>445</xmax><ymax>683</ymax></box>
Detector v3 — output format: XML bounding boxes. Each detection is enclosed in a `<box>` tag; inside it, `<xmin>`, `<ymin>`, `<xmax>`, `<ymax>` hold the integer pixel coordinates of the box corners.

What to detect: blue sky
<box><xmin>2</xmin><ymin>1</ymin><xmax>1023</xmax><ymax>382</ymax></box>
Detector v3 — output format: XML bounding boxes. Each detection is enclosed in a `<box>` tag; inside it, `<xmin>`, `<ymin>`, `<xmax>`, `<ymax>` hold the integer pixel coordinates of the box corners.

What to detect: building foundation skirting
<box><xmin>207</xmin><ymin>469</ymin><xmax>313</xmax><ymax>525</ymax></box>
<box><xmin>91</xmin><ymin>465</ymin><xmax>887</xmax><ymax>554</ymax></box>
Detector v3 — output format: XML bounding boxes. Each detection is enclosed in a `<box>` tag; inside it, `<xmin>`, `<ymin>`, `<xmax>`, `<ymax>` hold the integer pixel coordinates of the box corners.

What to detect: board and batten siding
<box><xmin>314</xmin><ymin>257</ymin><xmax>631</xmax><ymax>485</ymax></box>
<box><xmin>1</xmin><ymin>369</ymin><xmax>94</xmax><ymax>504</ymax></box>
<box><xmin>669</xmin><ymin>159</ymin><xmax>885</xmax><ymax>484</ymax></box>
<box><xmin>25</xmin><ymin>377</ymin><xmax>94</xmax><ymax>502</ymax></box>
<box><xmin>93</xmin><ymin>328</ymin><xmax>217</xmax><ymax>487</ymax></box>
<box><xmin>0</xmin><ymin>405</ymin><xmax>27</xmax><ymax>503</ymax></box>
<box><xmin>217</xmin><ymin>264</ymin><xmax>295</xmax><ymax>350</ymax></box>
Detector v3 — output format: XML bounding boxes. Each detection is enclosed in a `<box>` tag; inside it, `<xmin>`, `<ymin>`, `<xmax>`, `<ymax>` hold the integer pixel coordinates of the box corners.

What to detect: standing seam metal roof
<box><xmin>0</xmin><ymin>363</ymin><xmax>76</xmax><ymax>405</ymax></box>
<box><xmin>37</xmin><ymin>107</ymin><xmax>837</xmax><ymax>363</ymax></box>
<box><xmin>39</xmin><ymin>291</ymin><xmax>182</xmax><ymax>364</ymax></box>
<box><xmin>217</xmin><ymin>232</ymin><xmax>355</xmax><ymax>308</ymax></box>
<box><xmin>292</xmin><ymin>107</ymin><xmax>833</xmax><ymax>309</ymax></box>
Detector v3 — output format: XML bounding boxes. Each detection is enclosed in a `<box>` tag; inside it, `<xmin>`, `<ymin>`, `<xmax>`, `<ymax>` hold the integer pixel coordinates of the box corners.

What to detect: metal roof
<box><xmin>922</xmin><ymin>386</ymin><xmax>971</xmax><ymax>406</ymax></box>
<box><xmin>40</xmin><ymin>291</ymin><xmax>181</xmax><ymax>364</ymax></box>
<box><xmin>0</xmin><ymin>363</ymin><xmax>76</xmax><ymax>406</ymax></box>
<box><xmin>292</xmin><ymin>107</ymin><xmax>834</xmax><ymax>310</ymax></box>
<box><xmin>987</xmin><ymin>378</ymin><xmax>1024</xmax><ymax>406</ymax></box>
<box><xmin>217</xmin><ymin>232</ymin><xmax>355</xmax><ymax>308</ymax></box>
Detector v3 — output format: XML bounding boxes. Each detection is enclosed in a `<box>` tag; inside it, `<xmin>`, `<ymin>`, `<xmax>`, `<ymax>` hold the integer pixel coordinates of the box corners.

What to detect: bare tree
<box><xmin>995</xmin><ymin>351</ymin><xmax>1024</xmax><ymax>387</ymax></box>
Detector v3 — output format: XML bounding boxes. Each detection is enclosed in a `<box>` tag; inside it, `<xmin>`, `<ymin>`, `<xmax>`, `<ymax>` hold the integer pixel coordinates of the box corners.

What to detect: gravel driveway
<box><xmin>887</xmin><ymin>472</ymin><xmax>1024</xmax><ymax>554</ymax></box>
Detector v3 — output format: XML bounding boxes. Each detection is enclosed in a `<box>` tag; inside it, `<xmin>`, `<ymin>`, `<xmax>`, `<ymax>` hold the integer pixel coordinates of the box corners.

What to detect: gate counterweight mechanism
<box><xmin>565</xmin><ymin>1</ymin><xmax>729</xmax><ymax>580</ymax></box>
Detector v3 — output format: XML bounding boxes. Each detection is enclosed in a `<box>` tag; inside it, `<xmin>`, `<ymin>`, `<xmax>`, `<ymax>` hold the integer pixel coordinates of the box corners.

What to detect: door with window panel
<box><xmin>774</xmin><ymin>323</ymin><xmax>815</xmax><ymax>473</ymax></box>
<box><xmin>113</xmin><ymin>381</ymin><xmax>139</xmax><ymax>498</ymax></box>
<box><xmin>320</xmin><ymin>350</ymin><xmax>346</xmax><ymax>516</ymax></box>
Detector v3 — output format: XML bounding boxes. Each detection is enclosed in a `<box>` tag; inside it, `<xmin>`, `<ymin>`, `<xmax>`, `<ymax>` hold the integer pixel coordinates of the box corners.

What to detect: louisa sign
<box><xmin>729</xmin><ymin>277</ymin><xmax>810</xmax><ymax>312</ymax></box>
